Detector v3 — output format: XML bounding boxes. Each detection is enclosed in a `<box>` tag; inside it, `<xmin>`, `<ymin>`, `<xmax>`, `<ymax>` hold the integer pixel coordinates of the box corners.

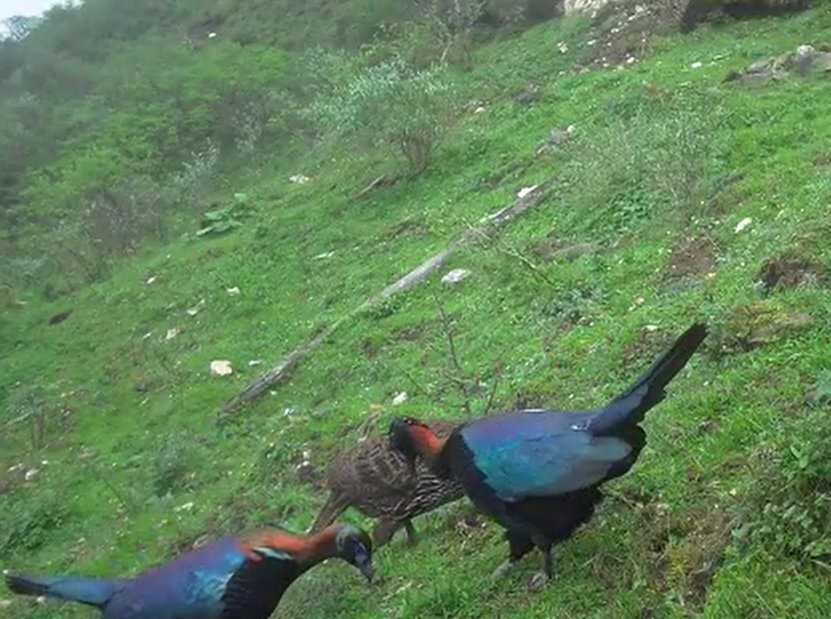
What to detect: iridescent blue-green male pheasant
<box><xmin>389</xmin><ymin>323</ymin><xmax>708</xmax><ymax>590</ymax></box>
<box><xmin>311</xmin><ymin>418</ymin><xmax>465</xmax><ymax>547</ymax></box>
<box><xmin>4</xmin><ymin>522</ymin><xmax>373</xmax><ymax>618</ymax></box>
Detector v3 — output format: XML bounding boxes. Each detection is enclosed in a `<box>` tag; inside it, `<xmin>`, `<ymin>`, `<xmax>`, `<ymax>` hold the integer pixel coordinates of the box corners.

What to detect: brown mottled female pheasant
<box><xmin>310</xmin><ymin>418</ymin><xmax>464</xmax><ymax>547</ymax></box>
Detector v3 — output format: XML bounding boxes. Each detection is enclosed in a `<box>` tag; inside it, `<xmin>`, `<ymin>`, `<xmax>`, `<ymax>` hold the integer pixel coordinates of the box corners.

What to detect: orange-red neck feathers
<box><xmin>409</xmin><ymin>423</ymin><xmax>445</xmax><ymax>461</ymax></box>
<box><xmin>236</xmin><ymin>525</ymin><xmax>341</xmax><ymax>567</ymax></box>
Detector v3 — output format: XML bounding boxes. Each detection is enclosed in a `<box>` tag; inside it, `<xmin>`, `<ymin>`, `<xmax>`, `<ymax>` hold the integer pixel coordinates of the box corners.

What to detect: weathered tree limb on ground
<box><xmin>221</xmin><ymin>179</ymin><xmax>554</xmax><ymax>413</ymax></box>
<box><xmin>353</xmin><ymin>174</ymin><xmax>387</xmax><ymax>201</ymax></box>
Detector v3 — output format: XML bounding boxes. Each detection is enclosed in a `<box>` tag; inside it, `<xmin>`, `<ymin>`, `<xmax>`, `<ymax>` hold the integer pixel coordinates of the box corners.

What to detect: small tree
<box><xmin>310</xmin><ymin>58</ymin><xmax>459</xmax><ymax>174</ymax></box>
<box><xmin>417</xmin><ymin>0</ymin><xmax>485</xmax><ymax>69</ymax></box>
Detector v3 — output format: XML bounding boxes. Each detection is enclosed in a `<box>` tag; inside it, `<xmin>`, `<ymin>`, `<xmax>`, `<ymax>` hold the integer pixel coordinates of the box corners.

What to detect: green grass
<box><xmin>3</xmin><ymin>7</ymin><xmax>831</xmax><ymax>619</ymax></box>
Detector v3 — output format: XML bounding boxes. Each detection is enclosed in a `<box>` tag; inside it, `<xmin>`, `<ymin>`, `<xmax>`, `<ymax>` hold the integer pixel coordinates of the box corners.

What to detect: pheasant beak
<box><xmin>356</xmin><ymin>551</ymin><xmax>374</xmax><ymax>584</ymax></box>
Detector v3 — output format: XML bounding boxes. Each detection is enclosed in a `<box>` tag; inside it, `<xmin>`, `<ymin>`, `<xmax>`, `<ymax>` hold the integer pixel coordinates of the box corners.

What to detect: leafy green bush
<box><xmin>196</xmin><ymin>192</ymin><xmax>251</xmax><ymax>237</ymax></box>
<box><xmin>0</xmin><ymin>491</ymin><xmax>71</xmax><ymax>555</ymax></box>
<box><xmin>153</xmin><ymin>431</ymin><xmax>196</xmax><ymax>497</ymax></box>
<box><xmin>309</xmin><ymin>58</ymin><xmax>459</xmax><ymax>173</ymax></box>
<box><xmin>556</xmin><ymin>104</ymin><xmax>715</xmax><ymax>235</ymax></box>
<box><xmin>736</xmin><ymin>397</ymin><xmax>831</xmax><ymax>564</ymax></box>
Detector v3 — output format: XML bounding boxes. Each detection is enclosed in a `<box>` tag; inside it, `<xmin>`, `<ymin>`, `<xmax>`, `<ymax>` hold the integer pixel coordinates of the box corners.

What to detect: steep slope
<box><xmin>2</xmin><ymin>6</ymin><xmax>831</xmax><ymax>619</ymax></box>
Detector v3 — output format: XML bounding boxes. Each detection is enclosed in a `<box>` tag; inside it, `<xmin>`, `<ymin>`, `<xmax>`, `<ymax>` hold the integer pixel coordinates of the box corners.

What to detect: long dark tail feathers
<box><xmin>4</xmin><ymin>573</ymin><xmax>119</xmax><ymax>607</ymax></box>
<box><xmin>5</xmin><ymin>573</ymin><xmax>51</xmax><ymax>597</ymax></box>
<box><xmin>588</xmin><ymin>323</ymin><xmax>708</xmax><ymax>435</ymax></box>
<box><xmin>309</xmin><ymin>492</ymin><xmax>349</xmax><ymax>533</ymax></box>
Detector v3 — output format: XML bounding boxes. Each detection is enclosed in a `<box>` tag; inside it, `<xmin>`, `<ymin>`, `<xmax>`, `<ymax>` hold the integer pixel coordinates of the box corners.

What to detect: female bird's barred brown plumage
<box><xmin>310</xmin><ymin>418</ymin><xmax>465</xmax><ymax>547</ymax></box>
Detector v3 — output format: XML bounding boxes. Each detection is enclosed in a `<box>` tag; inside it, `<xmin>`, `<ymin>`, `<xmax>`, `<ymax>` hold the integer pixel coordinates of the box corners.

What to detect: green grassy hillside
<box><xmin>2</xmin><ymin>6</ymin><xmax>831</xmax><ymax>619</ymax></box>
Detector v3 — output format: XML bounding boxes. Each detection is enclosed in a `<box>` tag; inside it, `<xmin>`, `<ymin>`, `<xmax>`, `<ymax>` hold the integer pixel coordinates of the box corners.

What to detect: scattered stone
<box><xmin>513</xmin><ymin>85</ymin><xmax>540</xmax><ymax>106</ymax></box>
<box><xmin>441</xmin><ymin>268</ymin><xmax>471</xmax><ymax>284</ymax></box>
<box><xmin>725</xmin><ymin>44</ymin><xmax>831</xmax><ymax>84</ymax></box>
<box><xmin>536</xmin><ymin>126</ymin><xmax>574</xmax><ymax>154</ymax></box>
<box><xmin>392</xmin><ymin>392</ymin><xmax>408</xmax><ymax>406</ymax></box>
<box><xmin>210</xmin><ymin>360</ymin><xmax>233</xmax><ymax>376</ymax></box>
<box><xmin>313</xmin><ymin>251</ymin><xmax>335</xmax><ymax>260</ymax></box>
<box><xmin>48</xmin><ymin>309</ymin><xmax>73</xmax><ymax>325</ymax></box>
<box><xmin>293</xmin><ymin>461</ymin><xmax>317</xmax><ymax>484</ymax></box>
<box><xmin>563</xmin><ymin>0</ymin><xmax>611</xmax><ymax>15</ymax></box>
<box><xmin>165</xmin><ymin>328</ymin><xmax>181</xmax><ymax>341</ymax></box>
<box><xmin>289</xmin><ymin>174</ymin><xmax>311</xmax><ymax>184</ymax></box>
<box><xmin>516</xmin><ymin>185</ymin><xmax>539</xmax><ymax>199</ymax></box>
<box><xmin>226</xmin><ymin>287</ymin><xmax>240</xmax><ymax>296</ymax></box>
<box><xmin>293</xmin><ymin>447</ymin><xmax>317</xmax><ymax>484</ymax></box>
<box><xmin>734</xmin><ymin>217</ymin><xmax>752</xmax><ymax>233</ymax></box>
<box><xmin>186</xmin><ymin>299</ymin><xmax>206</xmax><ymax>316</ymax></box>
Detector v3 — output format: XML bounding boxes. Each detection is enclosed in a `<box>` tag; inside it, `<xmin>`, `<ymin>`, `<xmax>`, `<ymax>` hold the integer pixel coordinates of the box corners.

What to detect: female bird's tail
<box><xmin>309</xmin><ymin>492</ymin><xmax>350</xmax><ymax>533</ymax></box>
<box><xmin>587</xmin><ymin>323</ymin><xmax>708</xmax><ymax>436</ymax></box>
<box><xmin>4</xmin><ymin>572</ymin><xmax>124</xmax><ymax>607</ymax></box>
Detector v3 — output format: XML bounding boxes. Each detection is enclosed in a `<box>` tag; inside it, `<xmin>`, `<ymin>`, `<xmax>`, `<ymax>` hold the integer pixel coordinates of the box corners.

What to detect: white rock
<box><xmin>474</xmin><ymin>106</ymin><xmax>486</xmax><ymax>114</ymax></box>
<box><xmin>313</xmin><ymin>251</ymin><xmax>335</xmax><ymax>260</ymax></box>
<box><xmin>146</xmin><ymin>276</ymin><xmax>157</xmax><ymax>284</ymax></box>
<box><xmin>392</xmin><ymin>392</ymin><xmax>408</xmax><ymax>406</ymax></box>
<box><xmin>165</xmin><ymin>328</ymin><xmax>181</xmax><ymax>341</ymax></box>
<box><xmin>517</xmin><ymin>185</ymin><xmax>539</xmax><ymax>198</ymax></box>
<box><xmin>226</xmin><ymin>287</ymin><xmax>240</xmax><ymax>296</ymax></box>
<box><xmin>210</xmin><ymin>360</ymin><xmax>233</xmax><ymax>376</ymax></box>
<box><xmin>691</xmin><ymin>62</ymin><xmax>703</xmax><ymax>69</ymax></box>
<box><xmin>289</xmin><ymin>174</ymin><xmax>311</xmax><ymax>184</ymax></box>
<box><xmin>186</xmin><ymin>299</ymin><xmax>205</xmax><ymax>316</ymax></box>
<box><xmin>24</xmin><ymin>468</ymin><xmax>39</xmax><ymax>481</ymax></box>
<box><xmin>734</xmin><ymin>217</ymin><xmax>752</xmax><ymax>233</ymax></box>
<box><xmin>248</xmin><ymin>359</ymin><xmax>263</xmax><ymax>366</ymax></box>
<box><xmin>441</xmin><ymin>268</ymin><xmax>471</xmax><ymax>284</ymax></box>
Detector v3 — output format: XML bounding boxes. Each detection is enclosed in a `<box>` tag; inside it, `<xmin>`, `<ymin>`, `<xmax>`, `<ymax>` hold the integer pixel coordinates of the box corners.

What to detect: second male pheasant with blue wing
<box><xmin>389</xmin><ymin>323</ymin><xmax>708</xmax><ymax>590</ymax></box>
<box><xmin>4</xmin><ymin>522</ymin><xmax>373</xmax><ymax>618</ymax></box>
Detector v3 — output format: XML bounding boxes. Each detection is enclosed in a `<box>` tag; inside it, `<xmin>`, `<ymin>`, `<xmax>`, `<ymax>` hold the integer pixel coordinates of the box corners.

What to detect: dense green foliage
<box><xmin>2</xmin><ymin>0</ymin><xmax>831</xmax><ymax>618</ymax></box>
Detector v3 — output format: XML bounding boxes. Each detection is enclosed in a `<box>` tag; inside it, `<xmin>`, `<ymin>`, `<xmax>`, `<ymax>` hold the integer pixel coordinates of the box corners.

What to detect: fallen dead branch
<box><xmin>221</xmin><ymin>179</ymin><xmax>554</xmax><ymax>413</ymax></box>
<box><xmin>353</xmin><ymin>174</ymin><xmax>387</xmax><ymax>201</ymax></box>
